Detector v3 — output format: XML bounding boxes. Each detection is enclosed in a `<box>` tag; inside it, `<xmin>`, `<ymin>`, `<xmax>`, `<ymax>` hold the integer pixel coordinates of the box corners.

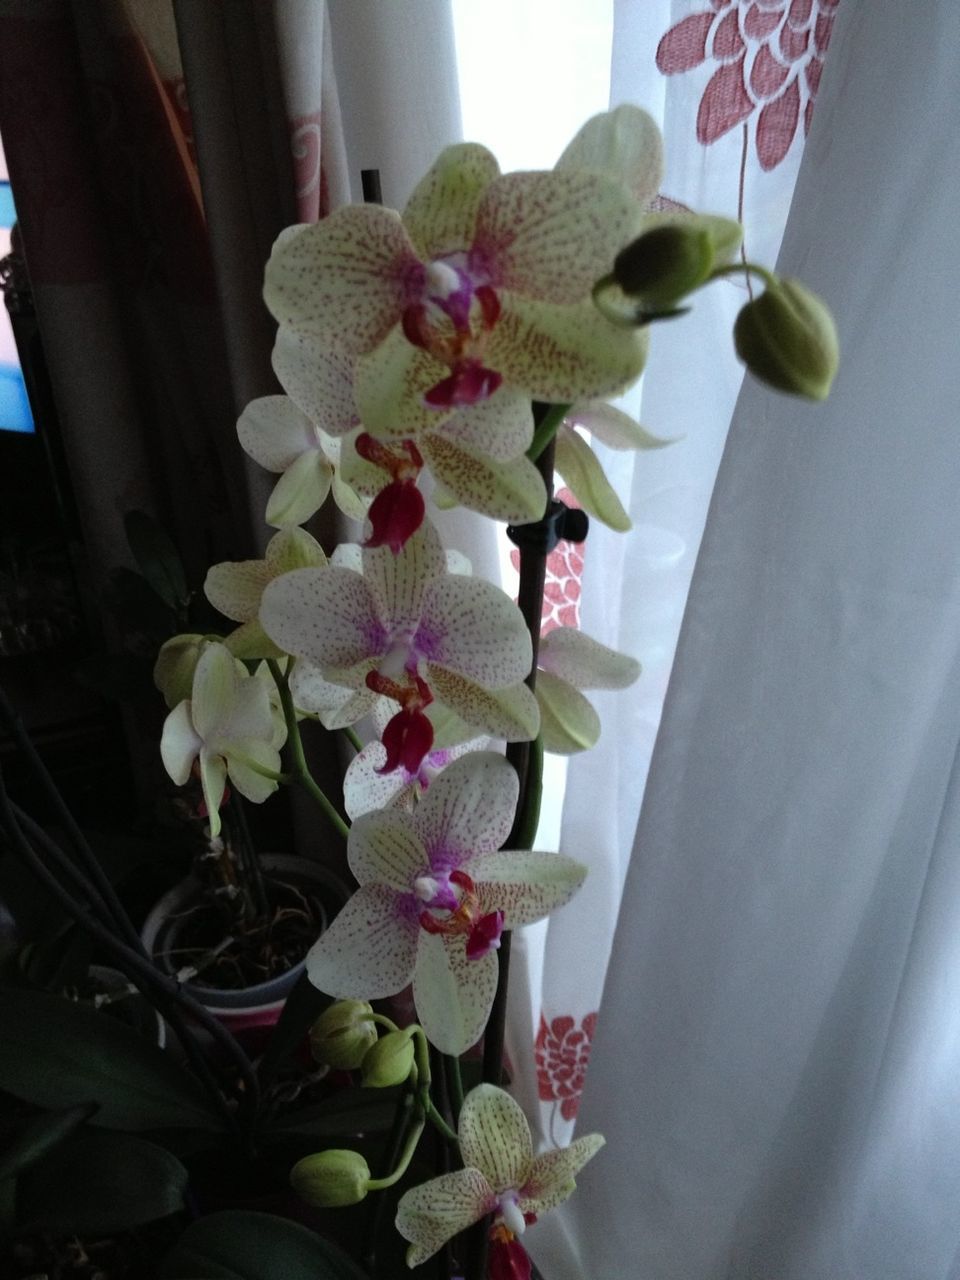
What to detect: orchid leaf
<box><xmin>16</xmin><ymin>1130</ymin><xmax>189</xmax><ymax>1234</ymax></box>
<box><xmin>124</xmin><ymin>510</ymin><xmax>189</xmax><ymax>612</ymax></box>
<box><xmin>554</xmin><ymin>426</ymin><xmax>631</xmax><ymax>531</ymax></box>
<box><xmin>159</xmin><ymin>1210</ymin><xmax>369</xmax><ymax>1280</ymax></box>
<box><xmin>256</xmin><ymin>968</ymin><xmax>333</xmax><ymax>1087</ymax></box>
<box><xmin>0</xmin><ymin>986</ymin><xmax>225</xmax><ymax>1132</ymax></box>
<box><xmin>0</xmin><ymin>1101</ymin><xmax>98</xmax><ymax>1182</ymax></box>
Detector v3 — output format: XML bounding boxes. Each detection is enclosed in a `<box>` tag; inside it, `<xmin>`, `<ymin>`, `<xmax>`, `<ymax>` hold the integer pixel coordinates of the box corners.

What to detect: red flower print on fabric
<box><xmin>656</xmin><ymin>0</ymin><xmax>839</xmax><ymax>171</ymax></box>
<box><xmin>510</xmin><ymin>488</ymin><xmax>585</xmax><ymax>634</ymax></box>
<box><xmin>535</xmin><ymin>1011</ymin><xmax>598</xmax><ymax>1121</ymax></box>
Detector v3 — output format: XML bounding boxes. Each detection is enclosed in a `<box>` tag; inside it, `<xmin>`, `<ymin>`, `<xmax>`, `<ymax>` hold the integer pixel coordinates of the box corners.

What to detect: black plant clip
<box><xmin>506</xmin><ymin>499</ymin><xmax>589</xmax><ymax>555</ymax></box>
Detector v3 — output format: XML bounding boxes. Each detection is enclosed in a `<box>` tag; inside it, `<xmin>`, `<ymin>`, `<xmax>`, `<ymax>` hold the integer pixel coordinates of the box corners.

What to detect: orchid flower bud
<box><xmin>612</xmin><ymin>223</ymin><xmax>715</xmax><ymax>307</ymax></box>
<box><xmin>308</xmin><ymin>999</ymin><xmax>377</xmax><ymax>1070</ymax></box>
<box><xmin>734</xmin><ymin>277</ymin><xmax>839</xmax><ymax>400</ymax></box>
<box><xmin>360</xmin><ymin>1028</ymin><xmax>416</xmax><ymax>1088</ymax></box>
<box><xmin>290</xmin><ymin>1149</ymin><xmax>371</xmax><ymax>1208</ymax></box>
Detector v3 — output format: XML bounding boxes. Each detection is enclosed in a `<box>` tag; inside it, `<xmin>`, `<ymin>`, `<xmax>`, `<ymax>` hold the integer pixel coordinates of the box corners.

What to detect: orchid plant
<box><xmin>151</xmin><ymin>103</ymin><xmax>837</xmax><ymax>1279</ymax></box>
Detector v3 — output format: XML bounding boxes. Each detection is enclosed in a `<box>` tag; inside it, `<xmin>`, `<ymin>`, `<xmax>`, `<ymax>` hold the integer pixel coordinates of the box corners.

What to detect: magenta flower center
<box><xmin>415</xmin><ymin>868</ymin><xmax>504</xmax><ymax>959</ymax></box>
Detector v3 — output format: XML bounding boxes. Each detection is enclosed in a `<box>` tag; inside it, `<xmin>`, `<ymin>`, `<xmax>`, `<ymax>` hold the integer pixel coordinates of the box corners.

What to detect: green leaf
<box><xmin>264</xmin><ymin>1088</ymin><xmax>401</xmax><ymax>1141</ymax></box>
<box><xmin>159</xmin><ymin>1210</ymin><xmax>370</xmax><ymax>1280</ymax></box>
<box><xmin>554</xmin><ymin>426</ymin><xmax>631</xmax><ymax>532</ymax></box>
<box><xmin>16</xmin><ymin>1130</ymin><xmax>188</xmax><ymax>1234</ymax></box>
<box><xmin>0</xmin><ymin>1101</ymin><xmax>98</xmax><ymax>1181</ymax></box>
<box><xmin>257</xmin><ymin>968</ymin><xmax>333</xmax><ymax>1087</ymax></box>
<box><xmin>125</xmin><ymin>510</ymin><xmax>189</xmax><ymax>611</ymax></box>
<box><xmin>0</xmin><ymin>985</ymin><xmax>224</xmax><ymax>1132</ymax></box>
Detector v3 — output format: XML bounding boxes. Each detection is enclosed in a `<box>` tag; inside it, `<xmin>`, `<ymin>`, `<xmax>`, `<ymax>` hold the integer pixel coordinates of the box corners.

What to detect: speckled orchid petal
<box><xmin>538</xmin><ymin>627</ymin><xmax>640</xmax><ymax>690</ymax></box>
<box><xmin>306</xmin><ymin>883</ymin><xmax>420</xmax><ymax>1000</ymax></box>
<box><xmin>413</xmin><ymin>930</ymin><xmax>499</xmax><ymax>1055</ymax></box>
<box><xmin>467</xmin><ymin>849</ymin><xmax>587</xmax><ymax>926</ymax></box>
<box><xmin>554</xmin><ymin>425</ymin><xmax>631</xmax><ymax>532</ymax></box>
<box><xmin>420</xmin><ymin>434</ymin><xmax>546</xmax><ymax>525</ymax></box>
<box><xmin>204</xmin><ymin>559</ymin><xmax>273</xmax><ymax>624</ymax></box>
<box><xmin>417</xmin><ymin>576</ymin><xmax>532</xmax><ymax>687</ymax></box>
<box><xmin>260</xmin><ymin>566</ymin><xmax>386</xmax><ymax>670</ymax></box>
<box><xmin>519</xmin><ymin>1134</ymin><xmax>606</xmax><ymax>1215</ymax></box>
<box><xmin>264</xmin><ymin>205</ymin><xmax>419</xmax><ymax>351</ymax></box>
<box><xmin>396</xmin><ymin>1169</ymin><xmax>495</xmax><ymax>1268</ymax></box>
<box><xmin>458</xmin><ymin>1084</ymin><xmax>533</xmax><ymax>1193</ymax></box>
<box><xmin>361</xmin><ymin>521</ymin><xmax>447</xmax><ymax>633</ymax></box>
<box><xmin>338</xmin><ymin>426</ymin><xmax>395</xmax><ymax>502</ymax></box>
<box><xmin>343</xmin><ymin>742</ymin><xmax>419</xmax><ymax>819</ymax></box>
<box><xmin>555</xmin><ymin>104</ymin><xmax>663</xmax><ymax>206</ymax></box>
<box><xmin>535</xmin><ymin>671</ymin><xmax>601</xmax><ymax>754</ymax></box>
<box><xmin>413</xmin><ymin>752</ymin><xmax>518</xmax><ymax>864</ymax></box>
<box><xmin>474</xmin><ymin>169</ymin><xmax>641</xmax><ymax>305</ymax></box>
<box><xmin>354</xmin><ymin>325</ymin><xmax>450</xmax><ymax>438</ymax></box>
<box><xmin>436</xmin><ymin>389</ymin><xmax>534</xmax><ymax>461</ymax></box>
<box><xmin>237</xmin><ymin>395</ymin><xmax>319</xmax><ymax>472</ymax></box>
<box><xmin>566</xmin><ymin>400</ymin><xmax>673</xmax><ymax>451</ymax></box>
<box><xmin>271</xmin><ymin>329</ymin><xmax>361</xmax><ymax>436</ymax></box>
<box><xmin>403</xmin><ymin>143</ymin><xmax>500</xmax><ymax>260</ymax></box>
<box><xmin>265</xmin><ymin>448</ymin><xmax>333</xmax><ymax>528</ymax></box>
<box><xmin>489</xmin><ymin>294</ymin><xmax>648</xmax><ymax>402</ymax></box>
<box><xmin>160</xmin><ymin>700</ymin><xmax>201</xmax><ymax>785</ymax></box>
<box><xmin>425</xmin><ymin>670</ymin><xmax>540</xmax><ymax>742</ymax></box>
<box><xmin>289</xmin><ymin>660</ymin><xmax>379</xmax><ymax>729</ymax></box>
<box><xmin>347</xmin><ymin>807</ymin><xmax>424</xmax><ymax>891</ymax></box>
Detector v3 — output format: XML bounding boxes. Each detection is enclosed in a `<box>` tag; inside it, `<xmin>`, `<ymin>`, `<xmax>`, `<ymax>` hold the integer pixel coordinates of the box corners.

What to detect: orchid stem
<box><xmin>445</xmin><ymin>1053</ymin><xmax>465</xmax><ymax>1119</ymax></box>
<box><xmin>267</xmin><ymin>659</ymin><xmax>350</xmax><ymax>842</ymax></box>
<box><xmin>424</xmin><ymin>1099</ymin><xmax>459</xmax><ymax>1145</ymax></box>
<box><xmin>341</xmin><ymin>725</ymin><xmax>364</xmax><ymax>753</ymax></box>
<box><xmin>366</xmin><ymin>1117</ymin><xmax>426</xmax><ymax>1191</ymax></box>
<box><xmin>527</xmin><ymin>402</ymin><xmax>570</xmax><ymax>463</ymax></box>
<box><xmin>710</xmin><ymin>260</ymin><xmax>779</xmax><ymax>292</ymax></box>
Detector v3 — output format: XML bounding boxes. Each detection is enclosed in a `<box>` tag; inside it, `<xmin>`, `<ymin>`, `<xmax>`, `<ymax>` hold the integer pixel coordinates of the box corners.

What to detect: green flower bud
<box><xmin>290</xmin><ymin>1149</ymin><xmax>371</xmax><ymax>1208</ymax></box>
<box><xmin>734</xmin><ymin>277</ymin><xmax>839</xmax><ymax>401</ymax></box>
<box><xmin>308</xmin><ymin>999</ymin><xmax>377</xmax><ymax>1070</ymax></box>
<box><xmin>360</xmin><ymin>1028</ymin><xmax>416</xmax><ymax>1088</ymax></box>
<box><xmin>613</xmin><ymin>224</ymin><xmax>715</xmax><ymax>306</ymax></box>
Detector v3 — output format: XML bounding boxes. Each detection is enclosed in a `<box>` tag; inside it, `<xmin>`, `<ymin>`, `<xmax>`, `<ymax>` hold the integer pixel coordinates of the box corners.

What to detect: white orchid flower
<box><xmin>159</xmin><ymin>642</ymin><xmax>285</xmax><ymax>837</ymax></box>
<box><xmin>536</xmin><ymin>627</ymin><xmax>641</xmax><ymax>754</ymax></box>
<box><xmin>396</xmin><ymin>1083</ymin><xmax>604</xmax><ymax>1268</ymax></box>
<box><xmin>260</xmin><ymin>519</ymin><xmax>539</xmax><ymax>777</ymax></box>
<box><xmin>203</xmin><ymin>527</ymin><xmax>327</xmax><ymax>660</ymax></box>
<box><xmin>305</xmin><ymin>752</ymin><xmax>585</xmax><ymax>1055</ymax></box>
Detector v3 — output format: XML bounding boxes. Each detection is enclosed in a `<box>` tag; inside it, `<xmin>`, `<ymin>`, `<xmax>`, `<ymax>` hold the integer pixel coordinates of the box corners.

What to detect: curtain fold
<box><xmin>537</xmin><ymin>1</ymin><xmax>960</xmax><ymax>1275</ymax></box>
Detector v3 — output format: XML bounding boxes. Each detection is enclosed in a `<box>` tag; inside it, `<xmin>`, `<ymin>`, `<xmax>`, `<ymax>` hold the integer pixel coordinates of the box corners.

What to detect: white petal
<box><xmin>216</xmin><ymin>667</ymin><xmax>275</xmax><ymax>744</ymax></box>
<box><xmin>160</xmin><ymin>700</ymin><xmax>201</xmax><ymax>785</ymax></box>
<box><xmin>566</xmin><ymin>400</ymin><xmax>673</xmax><ymax>451</ymax></box>
<box><xmin>271</xmin><ymin>329</ymin><xmax>360</xmax><ymax>435</ymax></box>
<box><xmin>306</xmin><ymin>884</ymin><xmax>419</xmax><ymax>1000</ymax></box>
<box><xmin>264</xmin><ymin>527</ymin><xmax>328</xmax><ymax>574</ymax></box>
<box><xmin>347</xmin><ymin>808</ymin><xmax>426</xmax><ymax>891</ymax></box>
<box><xmin>554</xmin><ymin>426</ymin><xmax>630</xmax><ymax>532</ymax></box>
<box><xmin>191</xmin><ymin>643</ymin><xmax>243</xmax><ymax>739</ymax></box>
<box><xmin>466</xmin><ymin>849</ymin><xmax>587</xmax><ymax>927</ymax></box>
<box><xmin>538</xmin><ymin>627</ymin><xmax>641</xmax><ymax>689</ymax></box>
<box><xmin>554</xmin><ymin>104</ymin><xmax>664</xmax><ymax>205</ymax></box>
<box><xmin>458</xmin><ymin>1084</ymin><xmax>533</xmax><ymax>1193</ymax></box>
<box><xmin>396</xmin><ymin>1169</ymin><xmax>495</xmax><ymax>1267</ymax></box>
<box><xmin>224</xmin><ymin>740</ymin><xmax>281</xmax><ymax>806</ymax></box>
<box><xmin>536</xmin><ymin>672</ymin><xmax>601</xmax><ymax>754</ymax></box>
<box><xmin>413</xmin><ymin>931</ymin><xmax>498</xmax><ymax>1056</ymax></box>
<box><xmin>260</xmin><ymin>567</ymin><xmax>386</xmax><ymax>670</ymax></box>
<box><xmin>237</xmin><ymin>395</ymin><xmax>318</xmax><ymax>472</ymax></box>
<box><xmin>414</xmin><ymin>752</ymin><xmax>518</xmax><ymax>863</ymax></box>
<box><xmin>520</xmin><ymin>1134</ymin><xmax>606</xmax><ymax>1215</ymax></box>
<box><xmin>204</xmin><ymin>560</ymin><xmax>272</xmax><ymax>623</ymax></box>
<box><xmin>265</xmin><ymin>450</ymin><xmax>333</xmax><ymax>528</ymax></box>
<box><xmin>425</xmin><ymin>670</ymin><xmax>540</xmax><ymax>742</ymax></box>
<box><xmin>198</xmin><ymin>747</ymin><xmax>227</xmax><ymax>838</ymax></box>
<box><xmin>289</xmin><ymin>660</ymin><xmax>377</xmax><ymax>728</ymax></box>
<box><xmin>362</xmin><ymin>518</ymin><xmax>446</xmax><ymax>632</ymax></box>
<box><xmin>343</xmin><ymin>743</ymin><xmax>418</xmax><ymax>820</ymax></box>
<box><xmin>417</xmin><ymin>576</ymin><xmax>532</xmax><ymax>687</ymax></box>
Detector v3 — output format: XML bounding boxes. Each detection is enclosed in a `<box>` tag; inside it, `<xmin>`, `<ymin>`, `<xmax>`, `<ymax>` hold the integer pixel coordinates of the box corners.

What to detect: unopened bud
<box><xmin>613</xmin><ymin>224</ymin><xmax>714</xmax><ymax>306</ymax></box>
<box><xmin>734</xmin><ymin>277</ymin><xmax>838</xmax><ymax>400</ymax></box>
<box><xmin>308</xmin><ymin>999</ymin><xmax>377</xmax><ymax>1070</ymax></box>
<box><xmin>360</xmin><ymin>1028</ymin><xmax>416</xmax><ymax>1088</ymax></box>
<box><xmin>290</xmin><ymin>1149</ymin><xmax>371</xmax><ymax>1208</ymax></box>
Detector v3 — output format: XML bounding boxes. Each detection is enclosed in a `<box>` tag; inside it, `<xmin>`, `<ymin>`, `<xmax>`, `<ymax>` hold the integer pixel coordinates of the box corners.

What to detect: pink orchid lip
<box><xmin>366</xmin><ymin>670</ymin><xmax>435</xmax><ymax>774</ymax></box>
<box><xmin>364</xmin><ymin>480</ymin><xmax>425</xmax><ymax>554</ymax></box>
<box><xmin>416</xmin><ymin>871</ymin><xmax>504</xmax><ymax>960</ymax></box>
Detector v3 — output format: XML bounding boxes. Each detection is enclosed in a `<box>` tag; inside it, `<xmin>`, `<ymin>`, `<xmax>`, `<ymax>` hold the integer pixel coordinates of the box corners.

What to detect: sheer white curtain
<box><xmin>533</xmin><ymin>0</ymin><xmax>960</xmax><ymax>1276</ymax></box>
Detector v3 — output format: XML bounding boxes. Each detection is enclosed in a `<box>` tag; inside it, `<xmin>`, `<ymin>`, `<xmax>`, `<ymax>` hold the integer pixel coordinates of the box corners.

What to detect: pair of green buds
<box><xmin>595</xmin><ymin>218</ymin><xmax>839</xmax><ymax>402</ymax></box>
<box><xmin>290</xmin><ymin>1001</ymin><xmax>423</xmax><ymax>1209</ymax></box>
